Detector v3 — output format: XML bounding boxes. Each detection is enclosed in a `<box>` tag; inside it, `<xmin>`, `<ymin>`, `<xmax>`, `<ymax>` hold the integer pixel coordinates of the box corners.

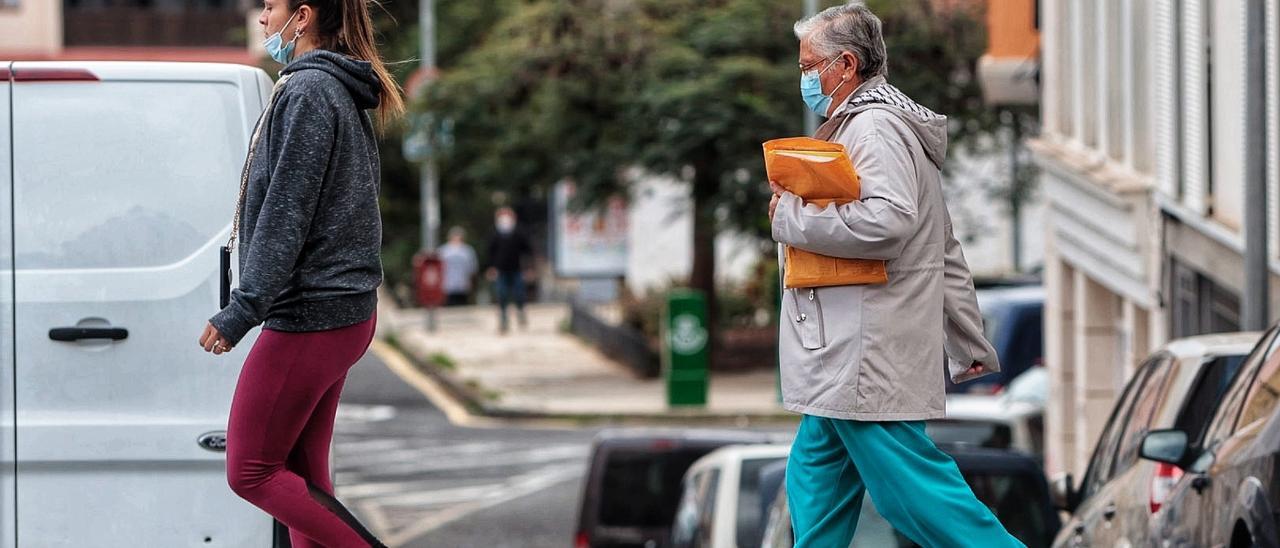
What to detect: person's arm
<box><xmin>465</xmin><ymin>246</ymin><xmax>479</xmax><ymax>277</ymax></box>
<box><xmin>771</xmin><ymin>128</ymin><xmax>919</xmax><ymax>261</ymax></box>
<box><xmin>941</xmin><ymin>208</ymin><xmax>1000</xmax><ymax>383</ymax></box>
<box><xmin>209</xmin><ymin>91</ymin><xmax>334</xmax><ymax>346</ymax></box>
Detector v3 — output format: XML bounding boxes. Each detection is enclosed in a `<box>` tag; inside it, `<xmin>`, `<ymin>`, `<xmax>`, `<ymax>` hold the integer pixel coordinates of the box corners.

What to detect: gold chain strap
<box><xmin>227</xmin><ymin>73</ymin><xmax>294</xmax><ymax>250</ymax></box>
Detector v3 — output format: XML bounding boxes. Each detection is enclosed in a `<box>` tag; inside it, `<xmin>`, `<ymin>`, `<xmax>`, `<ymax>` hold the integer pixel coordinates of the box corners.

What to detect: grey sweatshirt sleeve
<box><xmin>941</xmin><ymin>207</ymin><xmax>1001</xmax><ymax>383</ymax></box>
<box><xmin>210</xmin><ymin>91</ymin><xmax>336</xmax><ymax>345</ymax></box>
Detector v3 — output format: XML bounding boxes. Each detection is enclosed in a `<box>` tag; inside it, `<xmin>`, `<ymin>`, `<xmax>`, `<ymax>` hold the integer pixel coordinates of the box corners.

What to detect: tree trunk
<box><xmin>690</xmin><ymin>162</ymin><xmax>719</xmax><ymax>367</ymax></box>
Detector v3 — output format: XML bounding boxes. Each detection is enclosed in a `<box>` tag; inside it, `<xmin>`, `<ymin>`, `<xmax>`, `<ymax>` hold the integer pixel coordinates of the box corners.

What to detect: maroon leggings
<box><xmin>226</xmin><ymin>314</ymin><xmax>382</xmax><ymax>548</ymax></box>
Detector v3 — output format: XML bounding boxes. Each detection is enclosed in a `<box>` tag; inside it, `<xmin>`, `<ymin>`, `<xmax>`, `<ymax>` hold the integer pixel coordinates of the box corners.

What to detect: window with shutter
<box><xmin>1181</xmin><ymin>0</ymin><xmax>1211</xmax><ymax>214</ymax></box>
<box><xmin>1154</xmin><ymin>0</ymin><xmax>1183</xmax><ymax>196</ymax></box>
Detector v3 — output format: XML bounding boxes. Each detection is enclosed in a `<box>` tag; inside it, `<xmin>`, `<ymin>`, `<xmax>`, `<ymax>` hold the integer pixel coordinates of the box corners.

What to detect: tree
<box><xmin>417</xmin><ymin>0</ymin><xmax>1025</xmax><ymax>362</ymax></box>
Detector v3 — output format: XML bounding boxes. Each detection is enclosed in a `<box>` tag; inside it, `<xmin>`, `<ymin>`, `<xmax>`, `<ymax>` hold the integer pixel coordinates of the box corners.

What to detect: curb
<box><xmin>377</xmin><ymin>334</ymin><xmax>799</xmax><ymax>428</ymax></box>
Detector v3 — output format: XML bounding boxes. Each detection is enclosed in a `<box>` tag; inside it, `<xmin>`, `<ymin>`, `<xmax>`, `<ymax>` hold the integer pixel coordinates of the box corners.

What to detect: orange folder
<box><xmin>764</xmin><ymin>137</ymin><xmax>888</xmax><ymax>288</ymax></box>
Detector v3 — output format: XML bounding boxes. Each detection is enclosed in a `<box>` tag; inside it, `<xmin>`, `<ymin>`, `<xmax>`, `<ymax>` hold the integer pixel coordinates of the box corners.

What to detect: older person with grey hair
<box><xmin>767</xmin><ymin>4</ymin><xmax>1024</xmax><ymax>547</ymax></box>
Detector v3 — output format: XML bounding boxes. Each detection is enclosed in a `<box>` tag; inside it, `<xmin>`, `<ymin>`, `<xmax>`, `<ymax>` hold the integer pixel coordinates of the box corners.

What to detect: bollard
<box><xmin>663</xmin><ymin>289</ymin><xmax>709</xmax><ymax>407</ymax></box>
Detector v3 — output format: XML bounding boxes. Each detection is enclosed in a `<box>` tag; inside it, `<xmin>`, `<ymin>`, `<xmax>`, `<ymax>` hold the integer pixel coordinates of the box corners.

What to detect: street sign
<box><xmin>663</xmin><ymin>289</ymin><xmax>709</xmax><ymax>407</ymax></box>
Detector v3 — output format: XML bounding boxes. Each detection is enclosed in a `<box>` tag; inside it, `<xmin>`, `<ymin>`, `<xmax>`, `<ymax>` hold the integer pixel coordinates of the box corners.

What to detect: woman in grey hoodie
<box><xmin>197</xmin><ymin>1</ymin><xmax>402</xmax><ymax>546</ymax></box>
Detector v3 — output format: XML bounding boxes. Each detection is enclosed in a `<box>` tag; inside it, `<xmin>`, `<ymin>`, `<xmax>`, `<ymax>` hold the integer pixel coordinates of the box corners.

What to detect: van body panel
<box><xmin>9</xmin><ymin>61</ymin><xmax>271</xmax><ymax>546</ymax></box>
<box><xmin>0</xmin><ymin>60</ymin><xmax>17</xmax><ymax>548</ymax></box>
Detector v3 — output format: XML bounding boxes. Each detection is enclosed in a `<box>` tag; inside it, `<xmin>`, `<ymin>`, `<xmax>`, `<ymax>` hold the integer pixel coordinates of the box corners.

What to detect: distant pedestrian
<box><xmin>198</xmin><ymin>1</ymin><xmax>400</xmax><ymax>546</ymax></box>
<box><xmin>439</xmin><ymin>226</ymin><xmax>479</xmax><ymax>306</ymax></box>
<box><xmin>769</xmin><ymin>5</ymin><xmax>1023</xmax><ymax>548</ymax></box>
<box><xmin>486</xmin><ymin>207</ymin><xmax>534</xmax><ymax>333</ymax></box>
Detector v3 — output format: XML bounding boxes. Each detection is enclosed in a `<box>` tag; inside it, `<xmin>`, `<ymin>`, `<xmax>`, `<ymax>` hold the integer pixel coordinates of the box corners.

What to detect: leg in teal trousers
<box><xmin>786</xmin><ymin>415</ymin><xmax>1025</xmax><ymax>548</ymax></box>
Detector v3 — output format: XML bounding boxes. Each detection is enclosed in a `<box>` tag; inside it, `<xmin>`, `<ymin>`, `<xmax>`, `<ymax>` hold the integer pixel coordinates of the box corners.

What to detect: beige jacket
<box><xmin>772</xmin><ymin>76</ymin><xmax>998</xmax><ymax>421</ymax></box>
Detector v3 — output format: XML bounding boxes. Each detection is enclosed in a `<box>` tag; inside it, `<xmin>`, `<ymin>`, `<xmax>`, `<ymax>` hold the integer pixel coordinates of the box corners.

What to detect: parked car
<box><xmin>1049</xmin><ymin>332</ymin><xmax>1259</xmax><ymax>548</ymax></box>
<box><xmin>1143</xmin><ymin>323</ymin><xmax>1280</xmax><ymax>547</ymax></box>
<box><xmin>948</xmin><ymin>285</ymin><xmax>1044</xmax><ymax>394</ymax></box>
<box><xmin>575</xmin><ymin>429</ymin><xmax>787</xmax><ymax>548</ymax></box>
<box><xmin>761</xmin><ymin>446</ymin><xmax>1060</xmax><ymax>548</ymax></box>
<box><xmin>670</xmin><ymin>444</ymin><xmax>790</xmax><ymax>548</ymax></box>
<box><xmin>0</xmin><ymin>61</ymin><xmax>276</xmax><ymax>546</ymax></box>
<box><xmin>933</xmin><ymin>366</ymin><xmax>1048</xmax><ymax>455</ymax></box>
<box><xmin>755</xmin><ymin>459</ymin><xmax>788</xmax><ymax>529</ymax></box>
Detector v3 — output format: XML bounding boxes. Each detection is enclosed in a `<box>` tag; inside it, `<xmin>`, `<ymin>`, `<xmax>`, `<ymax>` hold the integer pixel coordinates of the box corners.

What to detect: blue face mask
<box><xmin>800</xmin><ymin>57</ymin><xmax>846</xmax><ymax>117</ymax></box>
<box><xmin>263</xmin><ymin>10</ymin><xmax>301</xmax><ymax>65</ymax></box>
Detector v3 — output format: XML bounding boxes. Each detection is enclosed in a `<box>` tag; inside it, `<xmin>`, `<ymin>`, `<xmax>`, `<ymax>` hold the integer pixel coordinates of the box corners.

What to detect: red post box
<box><xmin>413</xmin><ymin>252</ymin><xmax>445</xmax><ymax>308</ymax></box>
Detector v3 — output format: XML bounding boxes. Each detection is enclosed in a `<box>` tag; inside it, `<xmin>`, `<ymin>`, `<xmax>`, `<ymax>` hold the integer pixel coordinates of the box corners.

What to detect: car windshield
<box><xmin>963</xmin><ymin>469</ymin><xmax>1053</xmax><ymax>548</ymax></box>
<box><xmin>598</xmin><ymin>448</ymin><xmax>708</xmax><ymax>528</ymax></box>
<box><xmin>736</xmin><ymin>456</ymin><xmax>786</xmax><ymax>548</ymax></box>
<box><xmin>926</xmin><ymin>420</ymin><xmax>1014</xmax><ymax>450</ymax></box>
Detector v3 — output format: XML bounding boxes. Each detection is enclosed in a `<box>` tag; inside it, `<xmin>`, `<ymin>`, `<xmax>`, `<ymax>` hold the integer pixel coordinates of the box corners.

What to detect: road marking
<box><xmin>336</xmin><ymin>403</ymin><xmax>398</xmax><ymax>422</ymax></box>
<box><xmin>349</xmin><ymin>445</ymin><xmax>587</xmax><ymax>476</ymax></box>
<box><xmin>384</xmin><ymin>463</ymin><xmax>585</xmax><ymax>547</ymax></box>
<box><xmin>368</xmin><ymin>338</ymin><xmax>497</xmax><ymax>428</ymax></box>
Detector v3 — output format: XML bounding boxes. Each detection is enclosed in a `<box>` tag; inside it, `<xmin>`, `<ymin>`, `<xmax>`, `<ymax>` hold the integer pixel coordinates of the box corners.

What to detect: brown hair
<box><xmin>290</xmin><ymin>0</ymin><xmax>405</xmax><ymax>125</ymax></box>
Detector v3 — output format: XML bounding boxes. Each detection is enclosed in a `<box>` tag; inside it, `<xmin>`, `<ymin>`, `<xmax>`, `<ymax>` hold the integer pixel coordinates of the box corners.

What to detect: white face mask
<box><xmin>496</xmin><ymin>217</ymin><xmax>516</xmax><ymax>233</ymax></box>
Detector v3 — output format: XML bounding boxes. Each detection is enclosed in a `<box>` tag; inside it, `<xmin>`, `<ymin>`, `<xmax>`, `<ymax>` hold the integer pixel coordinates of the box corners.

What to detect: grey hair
<box><xmin>794</xmin><ymin>2</ymin><xmax>888</xmax><ymax>80</ymax></box>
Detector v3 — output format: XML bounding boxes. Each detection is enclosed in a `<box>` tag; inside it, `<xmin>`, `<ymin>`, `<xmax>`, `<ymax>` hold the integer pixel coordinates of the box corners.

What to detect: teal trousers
<box><xmin>786</xmin><ymin>415</ymin><xmax>1025</xmax><ymax>548</ymax></box>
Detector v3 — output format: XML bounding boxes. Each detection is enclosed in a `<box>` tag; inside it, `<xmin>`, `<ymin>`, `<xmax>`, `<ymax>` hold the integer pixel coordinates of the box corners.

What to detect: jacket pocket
<box><xmin>786</xmin><ymin>288</ymin><xmax>826</xmax><ymax>350</ymax></box>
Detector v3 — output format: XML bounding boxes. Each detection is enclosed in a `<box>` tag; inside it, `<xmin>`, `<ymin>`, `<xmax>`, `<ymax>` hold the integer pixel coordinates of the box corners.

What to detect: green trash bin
<box><xmin>663</xmin><ymin>289</ymin><xmax>709</xmax><ymax>407</ymax></box>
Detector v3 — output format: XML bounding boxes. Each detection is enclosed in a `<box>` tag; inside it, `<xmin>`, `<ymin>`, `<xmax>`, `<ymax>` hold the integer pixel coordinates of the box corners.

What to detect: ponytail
<box><xmin>292</xmin><ymin>0</ymin><xmax>406</xmax><ymax>126</ymax></box>
<box><xmin>337</xmin><ymin>0</ymin><xmax>405</xmax><ymax>126</ymax></box>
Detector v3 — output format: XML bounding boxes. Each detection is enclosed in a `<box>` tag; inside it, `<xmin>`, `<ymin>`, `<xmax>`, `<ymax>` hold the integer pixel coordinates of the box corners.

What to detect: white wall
<box><xmin>0</xmin><ymin>0</ymin><xmax>61</xmax><ymax>57</ymax></box>
<box><xmin>625</xmin><ymin>176</ymin><xmax>763</xmax><ymax>295</ymax></box>
<box><xmin>945</xmin><ymin>148</ymin><xmax>1047</xmax><ymax>277</ymax></box>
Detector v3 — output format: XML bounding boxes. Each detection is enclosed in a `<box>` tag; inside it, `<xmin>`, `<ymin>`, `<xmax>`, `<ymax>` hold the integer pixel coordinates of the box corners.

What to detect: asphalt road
<box><xmin>332</xmin><ymin>347</ymin><xmax>600</xmax><ymax>548</ymax></box>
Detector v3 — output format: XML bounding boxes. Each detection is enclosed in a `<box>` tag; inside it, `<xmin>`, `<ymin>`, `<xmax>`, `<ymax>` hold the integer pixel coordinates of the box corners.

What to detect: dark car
<box><xmin>947</xmin><ymin>285</ymin><xmax>1044</xmax><ymax>394</ymax></box>
<box><xmin>1143</xmin><ymin>323</ymin><xmax>1280</xmax><ymax>548</ymax></box>
<box><xmin>575</xmin><ymin>429</ymin><xmax>787</xmax><ymax>548</ymax></box>
<box><xmin>761</xmin><ymin>446</ymin><xmax>1061</xmax><ymax>548</ymax></box>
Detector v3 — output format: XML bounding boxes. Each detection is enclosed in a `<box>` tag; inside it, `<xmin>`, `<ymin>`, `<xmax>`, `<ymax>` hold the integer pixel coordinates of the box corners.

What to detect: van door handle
<box><xmin>49</xmin><ymin>327</ymin><xmax>128</xmax><ymax>342</ymax></box>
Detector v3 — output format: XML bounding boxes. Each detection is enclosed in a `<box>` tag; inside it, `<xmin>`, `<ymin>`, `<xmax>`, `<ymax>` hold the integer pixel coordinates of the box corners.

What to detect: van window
<box><xmin>599</xmin><ymin>448</ymin><xmax>707</xmax><ymax>528</ymax></box>
<box><xmin>14</xmin><ymin>81</ymin><xmax>245</xmax><ymax>269</ymax></box>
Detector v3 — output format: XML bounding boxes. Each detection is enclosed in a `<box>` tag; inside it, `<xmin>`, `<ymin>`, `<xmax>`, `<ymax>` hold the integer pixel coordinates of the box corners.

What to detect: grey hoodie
<box><xmin>210</xmin><ymin>50</ymin><xmax>383</xmax><ymax>346</ymax></box>
<box><xmin>771</xmin><ymin>76</ymin><xmax>998</xmax><ymax>421</ymax></box>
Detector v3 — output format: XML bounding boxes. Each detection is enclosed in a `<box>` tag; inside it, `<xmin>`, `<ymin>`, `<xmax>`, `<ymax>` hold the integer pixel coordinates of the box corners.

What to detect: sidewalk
<box><xmin>378</xmin><ymin>296</ymin><xmax>791</xmax><ymax>424</ymax></box>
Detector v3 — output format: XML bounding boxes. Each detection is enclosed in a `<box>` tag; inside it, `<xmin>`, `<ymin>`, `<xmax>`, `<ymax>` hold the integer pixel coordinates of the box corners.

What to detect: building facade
<box><xmin>0</xmin><ymin>0</ymin><xmax>260</xmax><ymax>63</ymax></box>
<box><xmin>1033</xmin><ymin>0</ymin><xmax>1280</xmax><ymax>478</ymax></box>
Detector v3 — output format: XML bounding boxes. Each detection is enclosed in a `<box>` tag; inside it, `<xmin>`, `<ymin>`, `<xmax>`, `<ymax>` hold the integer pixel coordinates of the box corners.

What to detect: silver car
<box><xmin>1050</xmin><ymin>333</ymin><xmax>1259</xmax><ymax>548</ymax></box>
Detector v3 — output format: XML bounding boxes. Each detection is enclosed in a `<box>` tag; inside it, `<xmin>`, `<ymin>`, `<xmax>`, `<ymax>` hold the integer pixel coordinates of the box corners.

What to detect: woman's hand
<box><xmin>768</xmin><ymin>180</ymin><xmax>784</xmax><ymax>222</ymax></box>
<box><xmin>953</xmin><ymin>362</ymin><xmax>988</xmax><ymax>383</ymax></box>
<box><xmin>199</xmin><ymin>322</ymin><xmax>233</xmax><ymax>356</ymax></box>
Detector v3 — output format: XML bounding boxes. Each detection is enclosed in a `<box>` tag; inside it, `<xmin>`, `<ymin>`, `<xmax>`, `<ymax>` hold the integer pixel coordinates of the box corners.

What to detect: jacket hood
<box><xmin>844</xmin><ymin>76</ymin><xmax>948</xmax><ymax>169</ymax></box>
<box><xmin>282</xmin><ymin>49</ymin><xmax>382</xmax><ymax>111</ymax></box>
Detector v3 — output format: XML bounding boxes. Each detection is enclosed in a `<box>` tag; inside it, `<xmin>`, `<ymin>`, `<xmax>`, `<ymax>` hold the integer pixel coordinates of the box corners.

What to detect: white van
<box><xmin>0</xmin><ymin>61</ymin><xmax>275</xmax><ymax>546</ymax></box>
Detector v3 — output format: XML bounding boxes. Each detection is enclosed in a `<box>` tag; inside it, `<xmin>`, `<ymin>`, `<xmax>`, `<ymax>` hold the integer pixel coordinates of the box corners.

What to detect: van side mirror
<box><xmin>1049</xmin><ymin>472</ymin><xmax>1078</xmax><ymax>513</ymax></box>
<box><xmin>1140</xmin><ymin>429</ymin><xmax>1189</xmax><ymax>465</ymax></box>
